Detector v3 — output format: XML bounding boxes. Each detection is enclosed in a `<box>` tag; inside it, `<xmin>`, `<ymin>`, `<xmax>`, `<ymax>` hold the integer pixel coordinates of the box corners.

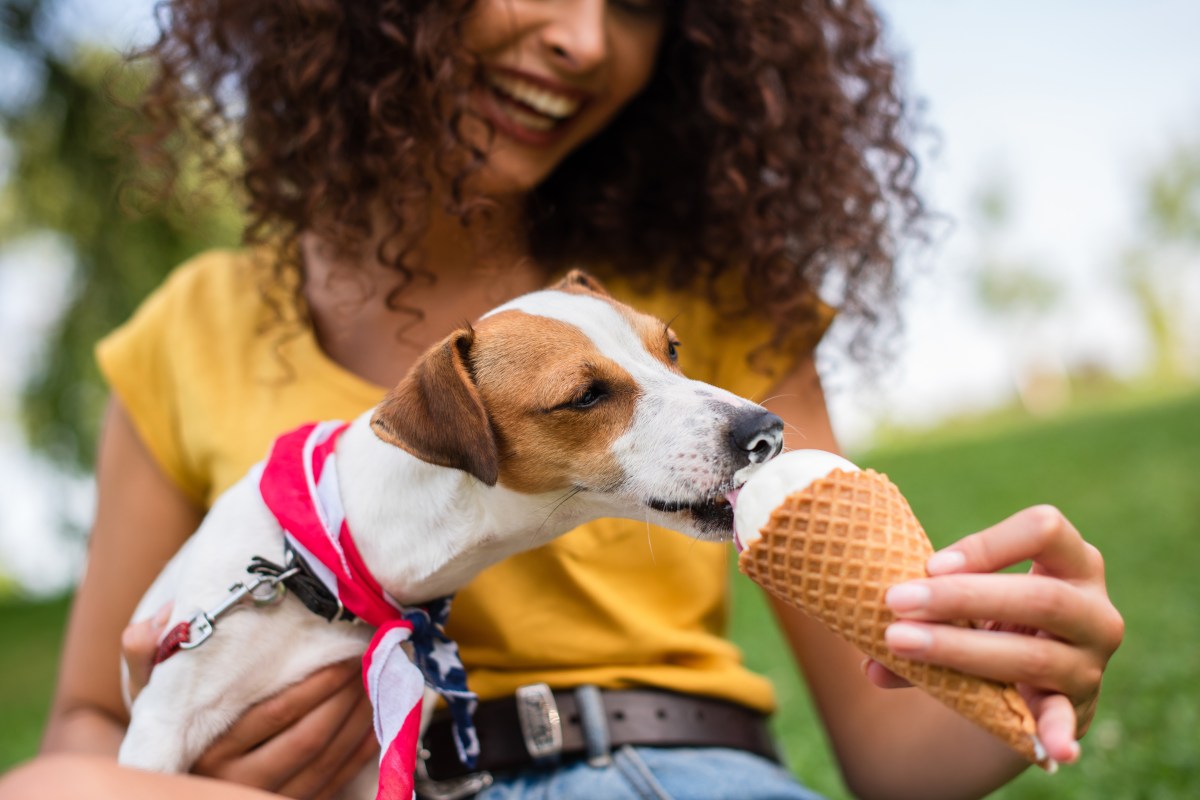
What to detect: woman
<box><xmin>0</xmin><ymin>1</ymin><xmax>1122</xmax><ymax>798</ymax></box>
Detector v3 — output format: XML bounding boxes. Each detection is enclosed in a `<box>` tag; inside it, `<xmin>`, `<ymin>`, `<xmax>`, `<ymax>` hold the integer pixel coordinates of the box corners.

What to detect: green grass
<box><xmin>3</xmin><ymin>391</ymin><xmax>1198</xmax><ymax>796</ymax></box>
<box><xmin>730</xmin><ymin>389</ymin><xmax>1200</xmax><ymax>798</ymax></box>
<box><xmin>0</xmin><ymin>594</ymin><xmax>70</xmax><ymax>767</ymax></box>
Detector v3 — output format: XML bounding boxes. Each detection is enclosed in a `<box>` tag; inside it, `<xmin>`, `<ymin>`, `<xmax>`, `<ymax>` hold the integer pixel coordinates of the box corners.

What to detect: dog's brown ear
<box><xmin>553</xmin><ymin>269</ymin><xmax>610</xmax><ymax>298</ymax></box>
<box><xmin>370</xmin><ymin>327</ymin><xmax>499</xmax><ymax>486</ymax></box>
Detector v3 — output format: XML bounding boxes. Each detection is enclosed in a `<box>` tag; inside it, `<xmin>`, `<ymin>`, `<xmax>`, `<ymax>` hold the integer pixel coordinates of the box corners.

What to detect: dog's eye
<box><xmin>667</xmin><ymin>339</ymin><xmax>681</xmax><ymax>363</ymax></box>
<box><xmin>571</xmin><ymin>384</ymin><xmax>606</xmax><ymax>409</ymax></box>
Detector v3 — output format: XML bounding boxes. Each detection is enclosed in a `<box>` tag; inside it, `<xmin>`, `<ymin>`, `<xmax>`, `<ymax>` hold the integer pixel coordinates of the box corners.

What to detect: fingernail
<box><xmin>886</xmin><ymin>583</ymin><xmax>931</xmax><ymax>612</ymax></box>
<box><xmin>886</xmin><ymin>622</ymin><xmax>933</xmax><ymax>652</ymax></box>
<box><xmin>1065</xmin><ymin>740</ymin><xmax>1081</xmax><ymax>762</ymax></box>
<box><xmin>859</xmin><ymin>658</ymin><xmax>871</xmax><ymax>676</ymax></box>
<box><xmin>926</xmin><ymin>549</ymin><xmax>966</xmax><ymax>575</ymax></box>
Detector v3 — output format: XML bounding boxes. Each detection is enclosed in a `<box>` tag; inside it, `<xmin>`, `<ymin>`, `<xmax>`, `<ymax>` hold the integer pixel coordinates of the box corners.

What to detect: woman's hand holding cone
<box><xmin>865</xmin><ymin>505</ymin><xmax>1125</xmax><ymax>766</ymax></box>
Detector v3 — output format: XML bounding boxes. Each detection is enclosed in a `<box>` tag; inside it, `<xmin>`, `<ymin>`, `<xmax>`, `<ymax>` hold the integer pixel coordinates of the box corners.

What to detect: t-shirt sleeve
<box><xmin>95</xmin><ymin>263</ymin><xmax>208</xmax><ymax>506</ymax></box>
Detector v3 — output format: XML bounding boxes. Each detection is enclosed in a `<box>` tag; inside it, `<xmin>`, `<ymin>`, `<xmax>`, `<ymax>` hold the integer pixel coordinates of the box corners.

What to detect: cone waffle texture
<box><xmin>738</xmin><ymin>468</ymin><xmax>1045</xmax><ymax>765</ymax></box>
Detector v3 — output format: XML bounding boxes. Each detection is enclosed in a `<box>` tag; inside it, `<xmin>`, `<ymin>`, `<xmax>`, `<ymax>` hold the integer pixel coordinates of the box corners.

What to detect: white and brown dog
<box><xmin>117</xmin><ymin>271</ymin><xmax>783</xmax><ymax>794</ymax></box>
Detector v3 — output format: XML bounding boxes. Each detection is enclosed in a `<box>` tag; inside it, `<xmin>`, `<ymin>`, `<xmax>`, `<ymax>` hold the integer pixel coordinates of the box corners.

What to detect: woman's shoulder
<box><xmin>156</xmin><ymin>246</ymin><xmax>276</xmax><ymax>311</ymax></box>
<box><xmin>117</xmin><ymin>247</ymin><xmax>291</xmax><ymax>344</ymax></box>
<box><xmin>96</xmin><ymin>246</ymin><xmax>292</xmax><ymax>396</ymax></box>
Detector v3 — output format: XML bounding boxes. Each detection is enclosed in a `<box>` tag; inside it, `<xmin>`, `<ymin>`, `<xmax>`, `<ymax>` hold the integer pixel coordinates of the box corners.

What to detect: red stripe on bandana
<box><xmin>260</xmin><ymin>422</ymin><xmax>395</xmax><ymax>625</ymax></box>
<box><xmin>340</xmin><ymin>521</ymin><xmax>400</xmax><ymax>623</ymax></box>
<box><xmin>260</xmin><ymin>424</ymin><xmax>344</xmax><ymax>572</ymax></box>
<box><xmin>259</xmin><ymin>422</ymin><xmax>444</xmax><ymax>800</ymax></box>
<box><xmin>378</xmin><ymin>705</ymin><xmax>423</xmax><ymax>800</ymax></box>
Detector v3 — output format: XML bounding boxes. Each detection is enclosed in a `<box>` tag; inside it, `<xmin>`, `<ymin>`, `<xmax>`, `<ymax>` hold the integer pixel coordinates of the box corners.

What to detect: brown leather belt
<box><xmin>421</xmin><ymin>685</ymin><xmax>778</xmax><ymax>783</ymax></box>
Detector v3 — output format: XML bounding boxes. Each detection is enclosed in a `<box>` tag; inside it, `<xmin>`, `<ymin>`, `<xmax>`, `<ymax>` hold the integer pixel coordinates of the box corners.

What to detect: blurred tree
<box><xmin>1120</xmin><ymin>132</ymin><xmax>1200</xmax><ymax>384</ymax></box>
<box><xmin>0</xmin><ymin>0</ymin><xmax>241</xmax><ymax>472</ymax></box>
<box><xmin>970</xmin><ymin>178</ymin><xmax>1063</xmax><ymax>318</ymax></box>
<box><xmin>968</xmin><ymin>174</ymin><xmax>1069</xmax><ymax>415</ymax></box>
<box><xmin>1144</xmin><ymin>135</ymin><xmax>1200</xmax><ymax>244</ymax></box>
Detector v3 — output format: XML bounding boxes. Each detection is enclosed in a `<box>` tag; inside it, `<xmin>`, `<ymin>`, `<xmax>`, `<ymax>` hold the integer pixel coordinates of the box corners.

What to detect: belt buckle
<box><xmin>414</xmin><ymin>748</ymin><xmax>493</xmax><ymax>800</ymax></box>
<box><xmin>515</xmin><ymin>683</ymin><xmax>563</xmax><ymax>763</ymax></box>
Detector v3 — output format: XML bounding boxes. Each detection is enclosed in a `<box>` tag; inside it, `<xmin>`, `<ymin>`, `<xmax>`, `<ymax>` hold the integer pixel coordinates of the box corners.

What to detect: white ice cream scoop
<box><xmin>732</xmin><ymin>449</ymin><xmax>860</xmax><ymax>551</ymax></box>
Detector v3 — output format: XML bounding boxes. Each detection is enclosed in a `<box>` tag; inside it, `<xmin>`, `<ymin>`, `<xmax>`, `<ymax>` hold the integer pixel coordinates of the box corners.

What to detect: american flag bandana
<box><xmin>258</xmin><ymin>421</ymin><xmax>480</xmax><ymax>800</ymax></box>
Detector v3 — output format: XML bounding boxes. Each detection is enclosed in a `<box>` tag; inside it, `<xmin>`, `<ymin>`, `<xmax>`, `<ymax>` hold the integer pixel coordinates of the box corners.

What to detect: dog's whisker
<box><xmin>533</xmin><ymin>491</ymin><xmax>573</xmax><ymax>515</ymax></box>
<box><xmin>758</xmin><ymin>393</ymin><xmax>798</xmax><ymax>407</ymax></box>
<box><xmin>781</xmin><ymin>421</ymin><xmax>806</xmax><ymax>439</ymax></box>
<box><xmin>534</xmin><ymin>487</ymin><xmax>585</xmax><ymax>539</ymax></box>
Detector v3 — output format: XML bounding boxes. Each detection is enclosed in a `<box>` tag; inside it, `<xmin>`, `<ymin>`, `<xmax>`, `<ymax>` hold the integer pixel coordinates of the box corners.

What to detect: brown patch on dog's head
<box><xmin>373</xmin><ymin>276</ymin><xmax>680</xmax><ymax>494</ymax></box>
<box><xmin>553</xmin><ymin>270</ymin><xmax>682</xmax><ymax>372</ymax></box>
<box><xmin>371</xmin><ymin>326</ymin><xmax>500</xmax><ymax>486</ymax></box>
<box><xmin>619</xmin><ymin>305</ymin><xmax>684</xmax><ymax>373</ymax></box>
<box><xmin>468</xmin><ymin>310</ymin><xmax>637</xmax><ymax>495</ymax></box>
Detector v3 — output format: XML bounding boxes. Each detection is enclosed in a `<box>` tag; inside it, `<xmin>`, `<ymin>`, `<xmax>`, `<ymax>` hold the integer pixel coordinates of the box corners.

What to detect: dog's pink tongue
<box><xmin>725</xmin><ymin>488</ymin><xmax>743</xmax><ymax>552</ymax></box>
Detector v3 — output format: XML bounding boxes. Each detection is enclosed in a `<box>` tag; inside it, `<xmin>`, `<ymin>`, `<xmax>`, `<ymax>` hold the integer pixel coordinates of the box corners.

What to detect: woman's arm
<box><xmin>762</xmin><ymin>355</ymin><xmax>1123</xmax><ymax>800</ymax></box>
<box><xmin>42</xmin><ymin>399</ymin><xmax>204</xmax><ymax>755</ymax></box>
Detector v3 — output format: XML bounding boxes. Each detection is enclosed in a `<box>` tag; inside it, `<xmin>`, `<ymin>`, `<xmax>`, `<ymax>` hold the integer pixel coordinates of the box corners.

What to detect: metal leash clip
<box><xmin>179</xmin><ymin>569</ymin><xmax>297</xmax><ymax>650</ymax></box>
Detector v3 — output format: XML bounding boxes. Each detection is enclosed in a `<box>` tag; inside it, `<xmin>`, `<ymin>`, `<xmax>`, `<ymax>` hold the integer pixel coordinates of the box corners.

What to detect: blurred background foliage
<box><xmin>962</xmin><ymin>141</ymin><xmax>1200</xmax><ymax>419</ymax></box>
<box><xmin>1</xmin><ymin>0</ymin><xmax>240</xmax><ymax>472</ymax></box>
<box><xmin>1120</xmin><ymin>135</ymin><xmax>1200</xmax><ymax>386</ymax></box>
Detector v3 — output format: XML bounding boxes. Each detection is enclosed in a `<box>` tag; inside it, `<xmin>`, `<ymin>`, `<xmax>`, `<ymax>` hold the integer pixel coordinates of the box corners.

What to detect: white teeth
<box><xmin>506</xmin><ymin>105</ymin><xmax>556</xmax><ymax>131</ymax></box>
<box><xmin>487</xmin><ymin>71</ymin><xmax>581</xmax><ymax>121</ymax></box>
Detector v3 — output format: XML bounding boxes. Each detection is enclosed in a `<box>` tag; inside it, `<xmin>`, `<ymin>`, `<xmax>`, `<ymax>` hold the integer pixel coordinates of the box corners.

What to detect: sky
<box><xmin>1</xmin><ymin>0</ymin><xmax>1199</xmax><ymax>593</ymax></box>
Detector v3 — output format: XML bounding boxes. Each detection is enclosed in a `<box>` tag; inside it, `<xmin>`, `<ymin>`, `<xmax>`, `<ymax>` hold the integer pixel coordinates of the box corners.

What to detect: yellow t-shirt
<box><xmin>97</xmin><ymin>248</ymin><xmax>828</xmax><ymax>713</ymax></box>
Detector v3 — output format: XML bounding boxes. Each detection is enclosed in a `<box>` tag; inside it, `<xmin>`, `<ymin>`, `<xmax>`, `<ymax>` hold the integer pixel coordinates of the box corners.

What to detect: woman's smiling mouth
<box><xmin>480</xmin><ymin>67</ymin><xmax>589</xmax><ymax>145</ymax></box>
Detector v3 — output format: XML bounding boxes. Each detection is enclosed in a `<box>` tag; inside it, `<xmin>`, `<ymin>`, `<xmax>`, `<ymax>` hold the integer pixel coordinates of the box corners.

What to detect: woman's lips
<box><xmin>487</xmin><ymin>69</ymin><xmax>585</xmax><ymax>118</ymax></box>
<box><xmin>476</xmin><ymin>67</ymin><xmax>590</xmax><ymax>147</ymax></box>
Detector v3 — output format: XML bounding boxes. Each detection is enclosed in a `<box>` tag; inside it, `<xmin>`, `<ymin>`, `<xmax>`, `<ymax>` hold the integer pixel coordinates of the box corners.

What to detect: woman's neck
<box><xmin>300</xmin><ymin>199</ymin><xmax>547</xmax><ymax>389</ymax></box>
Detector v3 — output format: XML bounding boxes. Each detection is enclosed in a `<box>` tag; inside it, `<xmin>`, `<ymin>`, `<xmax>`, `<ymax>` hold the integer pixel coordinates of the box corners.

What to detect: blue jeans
<box><xmin>475</xmin><ymin>746</ymin><xmax>826</xmax><ymax>800</ymax></box>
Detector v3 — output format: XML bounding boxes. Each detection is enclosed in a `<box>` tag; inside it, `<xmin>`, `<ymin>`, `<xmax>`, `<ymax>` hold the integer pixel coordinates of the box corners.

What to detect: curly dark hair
<box><xmin>130</xmin><ymin>0</ymin><xmax>925</xmax><ymax>359</ymax></box>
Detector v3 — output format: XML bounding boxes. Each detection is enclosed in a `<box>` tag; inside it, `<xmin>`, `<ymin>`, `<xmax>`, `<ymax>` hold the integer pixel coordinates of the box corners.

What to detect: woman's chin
<box><xmin>467</xmin><ymin>158</ymin><xmax>558</xmax><ymax>199</ymax></box>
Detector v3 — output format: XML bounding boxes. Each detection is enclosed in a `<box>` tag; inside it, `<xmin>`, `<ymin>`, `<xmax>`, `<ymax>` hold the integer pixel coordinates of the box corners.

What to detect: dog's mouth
<box><xmin>646</xmin><ymin>487</ymin><xmax>741</xmax><ymax>540</ymax></box>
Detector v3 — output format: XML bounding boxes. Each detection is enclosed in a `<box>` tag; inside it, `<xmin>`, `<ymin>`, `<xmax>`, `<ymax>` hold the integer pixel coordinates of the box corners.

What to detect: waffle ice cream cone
<box><xmin>735</xmin><ymin>451</ymin><xmax>1048</xmax><ymax>767</ymax></box>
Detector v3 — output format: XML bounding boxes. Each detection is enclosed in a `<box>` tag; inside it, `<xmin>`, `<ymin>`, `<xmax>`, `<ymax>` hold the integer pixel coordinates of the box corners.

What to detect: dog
<box><xmin>117</xmin><ymin>270</ymin><xmax>784</xmax><ymax>796</ymax></box>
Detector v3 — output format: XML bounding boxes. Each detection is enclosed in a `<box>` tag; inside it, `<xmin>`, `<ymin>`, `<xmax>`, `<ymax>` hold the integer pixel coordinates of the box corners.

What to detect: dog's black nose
<box><xmin>729</xmin><ymin>408</ymin><xmax>784</xmax><ymax>465</ymax></box>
